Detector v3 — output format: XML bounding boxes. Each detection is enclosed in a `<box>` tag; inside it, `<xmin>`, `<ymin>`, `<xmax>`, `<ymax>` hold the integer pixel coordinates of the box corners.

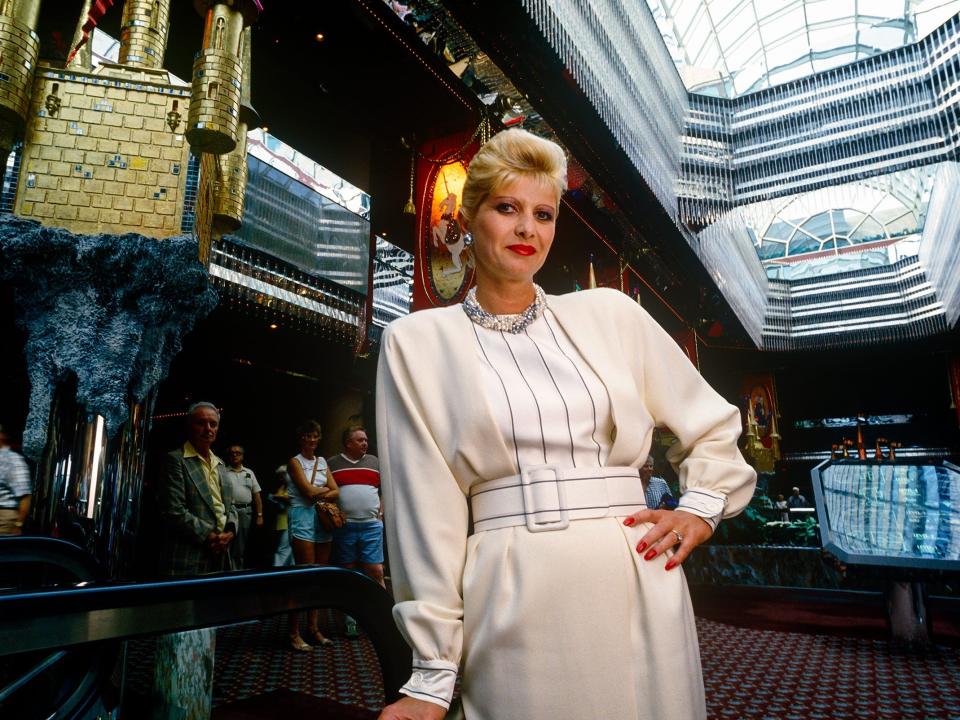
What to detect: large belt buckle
<box><xmin>520</xmin><ymin>464</ymin><xmax>569</xmax><ymax>533</ymax></box>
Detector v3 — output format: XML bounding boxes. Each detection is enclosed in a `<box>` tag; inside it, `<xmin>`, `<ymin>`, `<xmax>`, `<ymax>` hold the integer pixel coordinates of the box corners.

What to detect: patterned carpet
<box><xmin>125</xmin><ymin>612</ymin><xmax>960</xmax><ymax>719</ymax></box>
<box><xmin>699</xmin><ymin>620</ymin><xmax>960</xmax><ymax>720</ymax></box>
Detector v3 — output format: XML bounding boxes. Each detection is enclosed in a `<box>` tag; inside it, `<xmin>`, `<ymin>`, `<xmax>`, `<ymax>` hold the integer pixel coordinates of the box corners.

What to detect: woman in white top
<box><xmin>376</xmin><ymin>129</ymin><xmax>756</xmax><ymax>719</ymax></box>
<box><xmin>286</xmin><ymin>419</ymin><xmax>339</xmax><ymax>651</ymax></box>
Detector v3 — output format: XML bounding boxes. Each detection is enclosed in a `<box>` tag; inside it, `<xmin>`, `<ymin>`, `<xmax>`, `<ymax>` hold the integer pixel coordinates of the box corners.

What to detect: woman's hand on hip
<box><xmin>622</xmin><ymin>509</ymin><xmax>713</xmax><ymax>571</ymax></box>
<box><xmin>378</xmin><ymin>696</ymin><xmax>447</xmax><ymax>720</ymax></box>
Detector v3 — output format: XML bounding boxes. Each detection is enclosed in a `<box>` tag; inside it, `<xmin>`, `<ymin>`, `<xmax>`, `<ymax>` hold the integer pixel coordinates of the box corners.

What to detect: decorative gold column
<box><xmin>186</xmin><ymin>2</ymin><xmax>246</xmax><ymax>154</ymax></box>
<box><xmin>211</xmin><ymin>26</ymin><xmax>260</xmax><ymax>233</ymax></box>
<box><xmin>118</xmin><ymin>0</ymin><xmax>171</xmax><ymax>69</ymax></box>
<box><xmin>0</xmin><ymin>0</ymin><xmax>41</xmax><ymax>130</ymax></box>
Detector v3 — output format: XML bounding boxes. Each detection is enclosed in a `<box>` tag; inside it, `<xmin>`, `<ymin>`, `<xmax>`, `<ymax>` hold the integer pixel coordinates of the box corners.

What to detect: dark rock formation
<box><xmin>0</xmin><ymin>215</ymin><xmax>217</xmax><ymax>459</ymax></box>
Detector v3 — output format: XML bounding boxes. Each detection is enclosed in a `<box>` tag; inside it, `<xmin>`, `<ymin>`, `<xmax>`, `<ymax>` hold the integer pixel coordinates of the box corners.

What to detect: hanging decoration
<box><xmin>949</xmin><ymin>355</ymin><xmax>960</xmax><ymax>428</ymax></box>
<box><xmin>209</xmin><ymin>237</ymin><xmax>367</xmax><ymax>348</ymax></box>
<box><xmin>402</xmin><ymin>139</ymin><xmax>416</xmax><ymax>215</ymax></box>
<box><xmin>740</xmin><ymin>373</ymin><xmax>782</xmax><ymax>472</ymax></box>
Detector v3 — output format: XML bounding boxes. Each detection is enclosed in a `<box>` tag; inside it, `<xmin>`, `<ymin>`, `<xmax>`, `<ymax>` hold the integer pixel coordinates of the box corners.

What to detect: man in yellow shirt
<box><xmin>157</xmin><ymin>402</ymin><xmax>237</xmax><ymax>576</ymax></box>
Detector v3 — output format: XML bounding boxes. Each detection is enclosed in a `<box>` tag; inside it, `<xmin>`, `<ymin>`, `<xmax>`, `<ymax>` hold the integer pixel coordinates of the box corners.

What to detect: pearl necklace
<box><xmin>462</xmin><ymin>284</ymin><xmax>546</xmax><ymax>334</ymax></box>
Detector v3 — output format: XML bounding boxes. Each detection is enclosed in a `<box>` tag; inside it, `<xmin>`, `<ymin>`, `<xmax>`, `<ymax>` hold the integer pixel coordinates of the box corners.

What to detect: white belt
<box><xmin>469</xmin><ymin>465</ymin><xmax>646</xmax><ymax>534</ymax></box>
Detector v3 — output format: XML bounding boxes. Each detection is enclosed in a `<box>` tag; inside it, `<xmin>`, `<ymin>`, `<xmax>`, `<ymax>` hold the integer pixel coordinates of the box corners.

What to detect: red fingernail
<box><xmin>665</xmin><ymin>560</ymin><xmax>678</xmax><ymax>571</ymax></box>
<box><xmin>643</xmin><ymin>549</ymin><xmax>657</xmax><ymax>561</ymax></box>
<box><xmin>623</xmin><ymin>517</ymin><xmax>635</xmax><ymax>527</ymax></box>
<box><xmin>636</xmin><ymin>541</ymin><xmax>647</xmax><ymax>553</ymax></box>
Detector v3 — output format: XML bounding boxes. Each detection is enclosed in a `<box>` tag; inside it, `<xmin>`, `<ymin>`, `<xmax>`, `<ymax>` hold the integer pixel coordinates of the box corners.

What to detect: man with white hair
<box><xmin>787</xmin><ymin>486</ymin><xmax>809</xmax><ymax>509</ymax></box>
<box><xmin>157</xmin><ymin>402</ymin><xmax>237</xmax><ymax>575</ymax></box>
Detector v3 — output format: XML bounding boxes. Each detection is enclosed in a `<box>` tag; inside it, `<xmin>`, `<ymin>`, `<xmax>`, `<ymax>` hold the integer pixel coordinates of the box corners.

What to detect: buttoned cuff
<box><xmin>676</xmin><ymin>487</ymin><xmax>727</xmax><ymax>532</ymax></box>
<box><xmin>398</xmin><ymin>659</ymin><xmax>458</xmax><ymax>709</ymax></box>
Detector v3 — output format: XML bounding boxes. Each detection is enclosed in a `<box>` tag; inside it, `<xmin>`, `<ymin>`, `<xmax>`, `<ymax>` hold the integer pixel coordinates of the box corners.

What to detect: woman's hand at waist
<box><xmin>622</xmin><ymin>509</ymin><xmax>713</xmax><ymax>571</ymax></box>
<box><xmin>378</xmin><ymin>696</ymin><xmax>447</xmax><ymax>720</ymax></box>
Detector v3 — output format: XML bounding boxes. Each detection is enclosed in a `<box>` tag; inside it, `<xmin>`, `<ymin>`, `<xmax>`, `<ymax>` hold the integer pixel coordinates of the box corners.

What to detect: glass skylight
<box><xmin>744</xmin><ymin>165</ymin><xmax>938</xmax><ymax>279</ymax></box>
<box><xmin>644</xmin><ymin>0</ymin><xmax>960</xmax><ymax>97</ymax></box>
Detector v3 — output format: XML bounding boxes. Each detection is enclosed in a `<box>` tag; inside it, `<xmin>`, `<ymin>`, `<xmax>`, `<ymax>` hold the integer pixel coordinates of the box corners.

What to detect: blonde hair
<box><xmin>460</xmin><ymin>128</ymin><xmax>567</xmax><ymax>223</ymax></box>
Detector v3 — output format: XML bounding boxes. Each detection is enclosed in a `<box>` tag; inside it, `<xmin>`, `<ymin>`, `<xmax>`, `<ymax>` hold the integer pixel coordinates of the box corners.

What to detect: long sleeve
<box><xmin>632</xmin><ymin>302</ymin><xmax>756</xmax><ymax>526</ymax></box>
<box><xmin>377</xmin><ymin>323</ymin><xmax>469</xmax><ymax>710</ymax></box>
<box><xmin>159</xmin><ymin>454</ymin><xmax>215</xmax><ymax>543</ymax></box>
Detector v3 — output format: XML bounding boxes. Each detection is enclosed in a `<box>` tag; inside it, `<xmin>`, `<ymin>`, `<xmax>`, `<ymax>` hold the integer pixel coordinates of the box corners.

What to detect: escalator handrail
<box><xmin>0</xmin><ymin>538</ymin><xmax>412</xmax><ymax>702</ymax></box>
<box><xmin>0</xmin><ymin>536</ymin><xmax>105</xmax><ymax>581</ymax></box>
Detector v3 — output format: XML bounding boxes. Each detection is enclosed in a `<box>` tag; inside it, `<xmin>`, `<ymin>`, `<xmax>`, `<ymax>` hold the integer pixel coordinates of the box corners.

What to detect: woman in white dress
<box><xmin>376</xmin><ymin>129</ymin><xmax>756</xmax><ymax>720</ymax></box>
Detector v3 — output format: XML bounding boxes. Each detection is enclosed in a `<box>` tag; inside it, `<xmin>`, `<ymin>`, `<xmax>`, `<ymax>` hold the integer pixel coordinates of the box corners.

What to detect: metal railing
<box><xmin>0</xmin><ymin>537</ymin><xmax>411</xmax><ymax>718</ymax></box>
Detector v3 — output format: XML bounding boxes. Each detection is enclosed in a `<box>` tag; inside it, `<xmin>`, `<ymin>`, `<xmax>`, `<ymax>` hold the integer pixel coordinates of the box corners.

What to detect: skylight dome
<box><xmin>743</xmin><ymin>165</ymin><xmax>936</xmax><ymax>279</ymax></box>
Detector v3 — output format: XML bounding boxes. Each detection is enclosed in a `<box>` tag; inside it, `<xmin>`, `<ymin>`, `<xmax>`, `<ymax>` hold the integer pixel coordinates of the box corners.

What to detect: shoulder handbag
<box><xmin>310</xmin><ymin>457</ymin><xmax>346</xmax><ymax>531</ymax></box>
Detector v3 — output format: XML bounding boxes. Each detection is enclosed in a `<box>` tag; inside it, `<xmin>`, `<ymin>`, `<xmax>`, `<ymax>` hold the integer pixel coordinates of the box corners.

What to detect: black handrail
<box><xmin>0</xmin><ymin>536</ymin><xmax>105</xmax><ymax>582</ymax></box>
<box><xmin>0</xmin><ymin>537</ymin><xmax>412</xmax><ymax>702</ymax></box>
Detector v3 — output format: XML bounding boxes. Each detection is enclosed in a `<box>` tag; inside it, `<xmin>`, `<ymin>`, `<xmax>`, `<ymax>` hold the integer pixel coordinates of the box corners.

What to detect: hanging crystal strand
<box><xmin>694</xmin><ymin>102</ymin><xmax>703</xmax><ymax>227</ymax></box>
<box><xmin>938</xmin><ymin>24</ymin><xmax>952</xmax><ymax>154</ymax></box>
<box><xmin>718</xmin><ymin>97</ymin><xmax>727</xmax><ymax>224</ymax></box>
<box><xmin>705</xmin><ymin>96</ymin><xmax>714</xmax><ymax>225</ymax></box>
<box><xmin>700</xmin><ymin>99</ymin><xmax>709</xmax><ymax>226</ymax></box>
<box><xmin>856</xmin><ymin>62</ymin><xmax>869</xmax><ymax>171</ymax></box>
<box><xmin>813</xmin><ymin>72</ymin><xmax>827</xmax><ymax>181</ymax></box>
<box><xmin>712</xmin><ymin>97</ymin><xmax>721</xmax><ymax>225</ymax></box>
<box><xmin>949</xmin><ymin>17</ymin><xmax>960</xmax><ymax>138</ymax></box>
<box><xmin>724</xmin><ymin>96</ymin><xmax>733</xmax><ymax>220</ymax></box>
<box><xmin>888</xmin><ymin>51</ymin><xmax>900</xmax><ymax>168</ymax></box>
<box><xmin>777</xmin><ymin>85</ymin><xmax>789</xmax><ymax>202</ymax></box>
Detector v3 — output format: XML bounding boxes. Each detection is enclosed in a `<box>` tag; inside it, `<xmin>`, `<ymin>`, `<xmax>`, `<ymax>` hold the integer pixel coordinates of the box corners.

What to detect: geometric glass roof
<box><xmin>644</xmin><ymin>0</ymin><xmax>960</xmax><ymax>97</ymax></box>
<box><xmin>744</xmin><ymin>166</ymin><xmax>937</xmax><ymax>278</ymax></box>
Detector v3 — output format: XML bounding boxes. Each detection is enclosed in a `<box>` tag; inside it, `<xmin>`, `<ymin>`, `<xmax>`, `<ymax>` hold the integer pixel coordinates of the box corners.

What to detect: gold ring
<box><xmin>672</xmin><ymin>530</ymin><xmax>683</xmax><ymax>544</ymax></box>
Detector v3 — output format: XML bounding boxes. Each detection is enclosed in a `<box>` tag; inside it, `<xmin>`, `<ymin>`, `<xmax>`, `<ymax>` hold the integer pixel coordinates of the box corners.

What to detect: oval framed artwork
<box><xmin>417</xmin><ymin>158</ymin><xmax>474</xmax><ymax>305</ymax></box>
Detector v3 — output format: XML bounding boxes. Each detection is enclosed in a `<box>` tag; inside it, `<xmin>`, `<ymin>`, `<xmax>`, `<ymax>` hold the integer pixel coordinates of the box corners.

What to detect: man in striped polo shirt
<box><xmin>328</xmin><ymin>427</ymin><xmax>384</xmax><ymax>589</ymax></box>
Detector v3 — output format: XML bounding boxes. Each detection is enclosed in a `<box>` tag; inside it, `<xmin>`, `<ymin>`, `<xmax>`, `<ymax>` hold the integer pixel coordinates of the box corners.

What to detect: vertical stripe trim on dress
<box><xmin>523</xmin><ymin>327</ymin><xmax>577</xmax><ymax>467</ymax></box>
<box><xmin>499</xmin><ymin>330</ymin><xmax>548</xmax><ymax>464</ymax></box>
<box><xmin>471</xmin><ymin>322</ymin><xmax>522</xmax><ymax>473</ymax></box>
<box><xmin>544</xmin><ymin>311</ymin><xmax>603</xmax><ymax>466</ymax></box>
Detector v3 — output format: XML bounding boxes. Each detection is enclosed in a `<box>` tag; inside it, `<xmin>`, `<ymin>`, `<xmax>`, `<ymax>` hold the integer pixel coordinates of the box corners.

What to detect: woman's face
<box><xmin>468</xmin><ymin>175</ymin><xmax>557</xmax><ymax>287</ymax></box>
<box><xmin>300</xmin><ymin>431</ymin><xmax>320</xmax><ymax>453</ymax></box>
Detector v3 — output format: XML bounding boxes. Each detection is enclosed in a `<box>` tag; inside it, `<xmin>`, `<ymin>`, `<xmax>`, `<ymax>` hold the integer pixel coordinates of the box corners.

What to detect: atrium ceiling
<box><xmin>644</xmin><ymin>0</ymin><xmax>960</xmax><ymax>98</ymax></box>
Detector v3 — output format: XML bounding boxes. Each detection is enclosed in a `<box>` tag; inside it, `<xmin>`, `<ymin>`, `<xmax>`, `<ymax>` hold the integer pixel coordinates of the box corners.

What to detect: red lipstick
<box><xmin>507</xmin><ymin>244</ymin><xmax>535</xmax><ymax>256</ymax></box>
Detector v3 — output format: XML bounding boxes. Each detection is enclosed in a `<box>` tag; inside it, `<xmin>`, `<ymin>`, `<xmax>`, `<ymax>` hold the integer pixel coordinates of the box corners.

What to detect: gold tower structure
<box><xmin>186</xmin><ymin>1</ymin><xmax>253</xmax><ymax>155</ymax></box>
<box><xmin>210</xmin><ymin>25</ymin><xmax>257</xmax><ymax>233</ymax></box>
<box><xmin>0</xmin><ymin>0</ymin><xmax>41</xmax><ymax>151</ymax></box>
<box><xmin>118</xmin><ymin>0</ymin><xmax>171</xmax><ymax>69</ymax></box>
<box><xmin>6</xmin><ymin>0</ymin><xmax>260</xmax><ymax>247</ymax></box>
